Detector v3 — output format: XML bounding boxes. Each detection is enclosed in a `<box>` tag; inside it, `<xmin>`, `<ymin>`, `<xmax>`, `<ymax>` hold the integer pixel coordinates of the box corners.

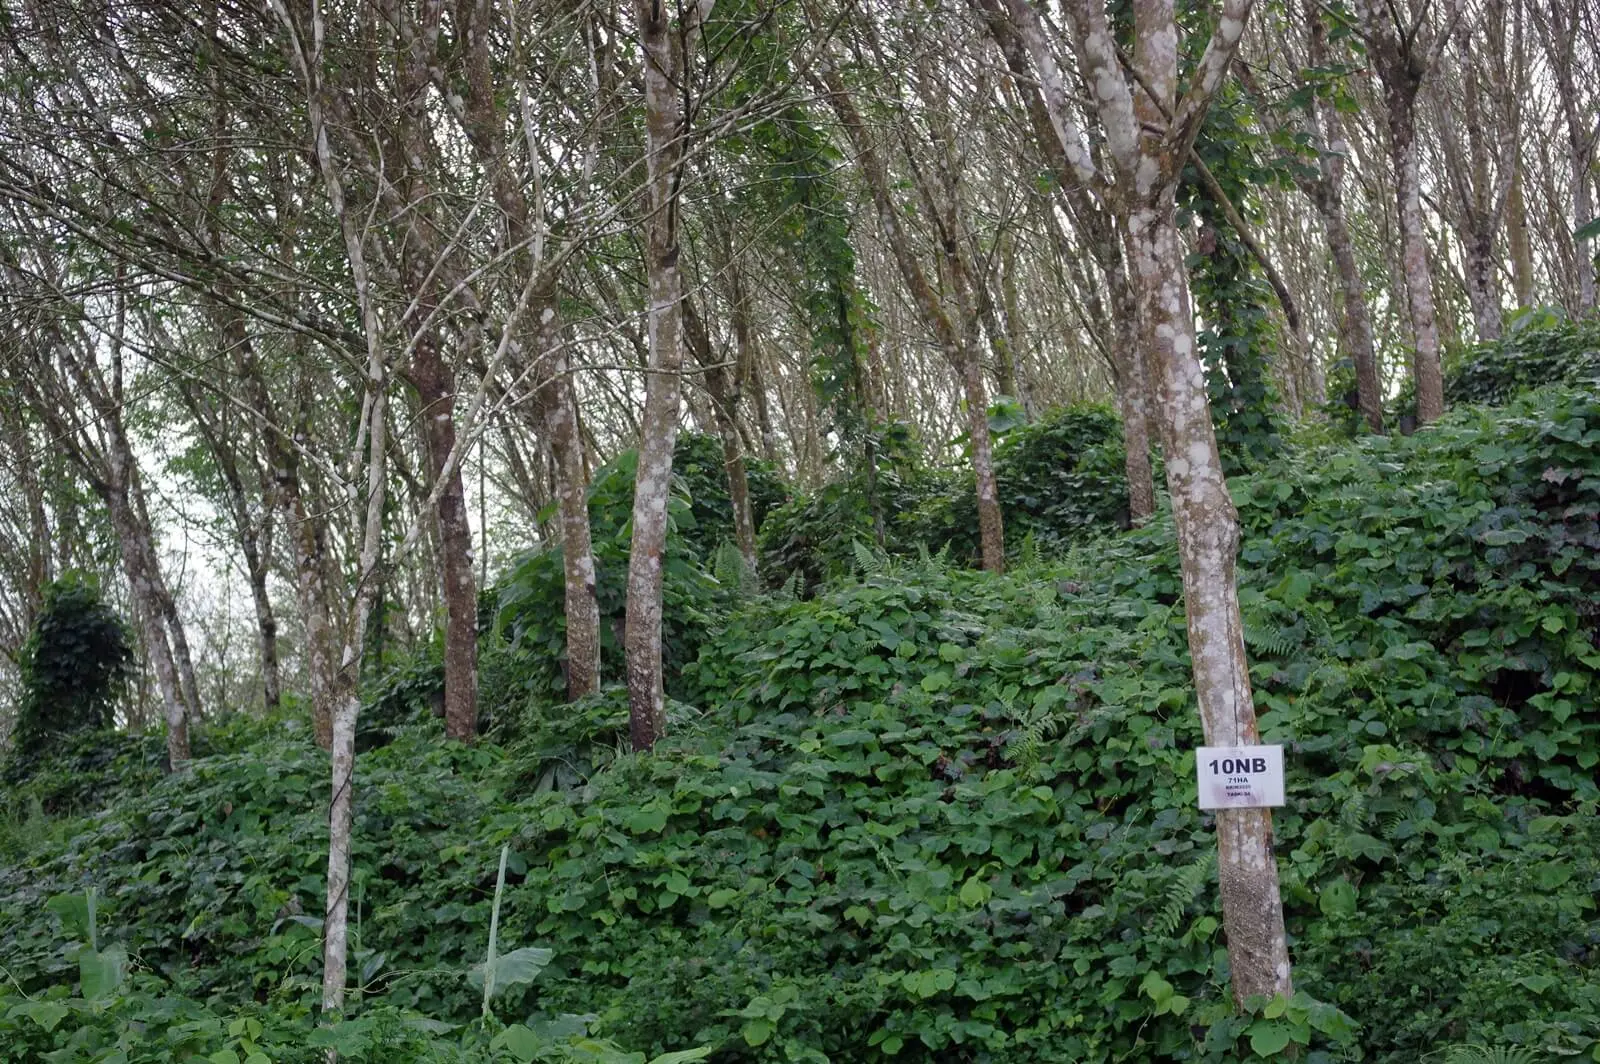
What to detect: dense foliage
<box><xmin>6</xmin><ymin>573</ymin><xmax>134</xmax><ymax>764</ymax></box>
<box><xmin>2</xmin><ymin>386</ymin><xmax>1597</xmax><ymax>1062</ymax></box>
<box><xmin>759</xmin><ymin>406</ymin><xmax>1130</xmax><ymax>586</ymax></box>
<box><xmin>1443</xmin><ymin>314</ymin><xmax>1600</xmax><ymax>406</ymax></box>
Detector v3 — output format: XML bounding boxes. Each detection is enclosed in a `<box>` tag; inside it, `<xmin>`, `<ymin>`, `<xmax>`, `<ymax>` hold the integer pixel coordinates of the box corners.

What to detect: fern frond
<box><xmin>1017</xmin><ymin>531</ymin><xmax>1040</xmax><ymax>570</ymax></box>
<box><xmin>1154</xmin><ymin>850</ymin><xmax>1216</xmax><ymax>937</ymax></box>
<box><xmin>852</xmin><ymin>538</ymin><xmax>888</xmax><ymax>577</ymax></box>
<box><xmin>712</xmin><ymin>540</ymin><xmax>746</xmax><ymax>590</ymax></box>
<box><xmin>1243</xmin><ymin>624</ymin><xmax>1298</xmax><ymax>658</ymax></box>
<box><xmin>773</xmin><ymin>569</ymin><xmax>803</xmax><ymax>604</ymax></box>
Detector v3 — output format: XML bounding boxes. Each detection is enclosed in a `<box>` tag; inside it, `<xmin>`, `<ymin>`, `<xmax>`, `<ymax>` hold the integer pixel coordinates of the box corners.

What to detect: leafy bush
<box><xmin>756</xmin><ymin>421</ymin><xmax>929</xmax><ymax>592</ymax></box>
<box><xmin>759</xmin><ymin>408</ymin><xmax>1129</xmax><ymax>586</ymax></box>
<box><xmin>7</xmin><ymin>572</ymin><xmax>133</xmax><ymax>762</ymax></box>
<box><xmin>1444</xmin><ymin>315</ymin><xmax>1600</xmax><ymax>406</ymax></box>
<box><xmin>902</xmin><ymin>403</ymin><xmax>1130</xmax><ymax>560</ymax></box>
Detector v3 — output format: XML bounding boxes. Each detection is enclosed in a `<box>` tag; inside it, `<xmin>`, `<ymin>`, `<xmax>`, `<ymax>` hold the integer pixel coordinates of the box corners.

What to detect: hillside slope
<box><xmin>1</xmin><ymin>387</ymin><xmax>1596</xmax><ymax>1063</ymax></box>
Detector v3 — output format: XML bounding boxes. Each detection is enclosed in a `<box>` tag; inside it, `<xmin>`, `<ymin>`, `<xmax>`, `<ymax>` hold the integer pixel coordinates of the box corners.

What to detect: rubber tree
<box><xmin>1354</xmin><ymin>0</ymin><xmax>1461</xmax><ymax>425</ymax></box>
<box><xmin>1007</xmin><ymin>0</ymin><xmax>1293</xmax><ymax>1006</ymax></box>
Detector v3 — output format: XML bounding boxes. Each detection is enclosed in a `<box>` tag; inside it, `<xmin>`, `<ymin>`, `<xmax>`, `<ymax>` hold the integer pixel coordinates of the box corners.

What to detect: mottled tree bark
<box><xmin>533</xmin><ymin>299</ymin><xmax>602</xmax><ymax>700</ymax></box>
<box><xmin>1053</xmin><ymin>0</ymin><xmax>1293</xmax><ymax>1006</ymax></box>
<box><xmin>1356</xmin><ymin>0</ymin><xmax>1459</xmax><ymax>424</ymax></box>
<box><xmin>626</xmin><ymin>0</ymin><xmax>691</xmax><ymax>750</ymax></box>
<box><xmin>411</xmin><ymin>335</ymin><xmax>479</xmax><ymax>741</ymax></box>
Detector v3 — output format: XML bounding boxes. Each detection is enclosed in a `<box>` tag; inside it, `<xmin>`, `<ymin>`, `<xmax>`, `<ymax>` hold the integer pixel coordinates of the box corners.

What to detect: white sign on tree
<box><xmin>1196</xmin><ymin>745</ymin><xmax>1285</xmax><ymax>810</ymax></box>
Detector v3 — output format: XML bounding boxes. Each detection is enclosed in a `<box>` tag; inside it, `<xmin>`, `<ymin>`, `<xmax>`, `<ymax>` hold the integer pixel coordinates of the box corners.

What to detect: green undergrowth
<box><xmin>2</xmin><ymin>388</ymin><xmax>1597</xmax><ymax>1062</ymax></box>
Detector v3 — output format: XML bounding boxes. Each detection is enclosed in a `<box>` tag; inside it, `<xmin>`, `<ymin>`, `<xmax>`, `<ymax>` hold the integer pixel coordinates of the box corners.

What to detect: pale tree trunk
<box><xmin>1506</xmin><ymin>166</ymin><xmax>1535</xmax><ymax>306</ymax></box>
<box><xmin>1392</xmin><ymin>103</ymin><xmax>1448</xmax><ymax>420</ymax></box>
<box><xmin>982</xmin><ymin>0</ymin><xmax>1156</xmax><ymax>523</ymax></box>
<box><xmin>533</xmin><ymin>298</ymin><xmax>602</xmax><ymax>699</ymax></box>
<box><xmin>1433</xmin><ymin>5</ymin><xmax>1522</xmax><ymax>343</ymax></box>
<box><xmin>1048</xmin><ymin>0</ymin><xmax>1293</xmax><ymax>1006</ymax></box>
<box><xmin>267</xmin><ymin>0</ymin><xmax>393</xmax><ymax>1019</ymax></box>
<box><xmin>104</xmin><ymin>478</ymin><xmax>189</xmax><ymax>767</ymax></box>
<box><xmin>626</xmin><ymin>0</ymin><xmax>693</xmax><ymax>750</ymax></box>
<box><xmin>1356</xmin><ymin>0</ymin><xmax>1459</xmax><ymax>423</ymax></box>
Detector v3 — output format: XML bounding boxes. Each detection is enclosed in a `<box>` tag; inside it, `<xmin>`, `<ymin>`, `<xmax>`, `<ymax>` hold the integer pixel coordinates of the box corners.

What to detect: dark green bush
<box><xmin>1444</xmin><ymin>315</ymin><xmax>1600</xmax><ymax>406</ymax></box>
<box><xmin>8</xmin><ymin>572</ymin><xmax>133</xmax><ymax>760</ymax></box>
<box><xmin>902</xmin><ymin>403</ymin><xmax>1130</xmax><ymax>560</ymax></box>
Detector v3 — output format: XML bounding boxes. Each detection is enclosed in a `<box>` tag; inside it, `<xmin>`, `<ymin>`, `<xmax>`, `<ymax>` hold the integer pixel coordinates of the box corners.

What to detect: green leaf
<box><xmin>742</xmin><ymin>1018</ymin><xmax>775</xmax><ymax>1046</ymax></box>
<box><xmin>79</xmin><ymin>943</ymin><xmax>127</xmax><ymax>999</ymax></box>
<box><xmin>208</xmin><ymin>1051</ymin><xmax>241</xmax><ymax>1064</ymax></box>
<box><xmin>706</xmin><ymin>888</ymin><xmax>739</xmax><ymax>909</ymax></box>
<box><xmin>1575</xmin><ymin>215</ymin><xmax>1600</xmax><ymax>242</ymax></box>
<box><xmin>647</xmin><ymin>1050</ymin><xmax>713</xmax><ymax>1064</ymax></box>
<box><xmin>9</xmin><ymin>1001</ymin><xmax>70</xmax><ymax>1033</ymax></box>
<box><xmin>627</xmin><ymin>806</ymin><xmax>669</xmax><ymax>834</ymax></box>
<box><xmin>491</xmin><ymin>1024</ymin><xmax>543</xmax><ymax>1063</ymax></box>
<box><xmin>468</xmin><ymin>946</ymin><xmax>552</xmax><ymax>998</ymax></box>
<box><xmin>958</xmin><ymin>876</ymin><xmax>991</xmax><ymax>907</ymax></box>
<box><xmin>1318</xmin><ymin>878</ymin><xmax>1357</xmax><ymax>918</ymax></box>
<box><xmin>1247</xmin><ymin>1020</ymin><xmax>1294</xmax><ymax>1056</ymax></box>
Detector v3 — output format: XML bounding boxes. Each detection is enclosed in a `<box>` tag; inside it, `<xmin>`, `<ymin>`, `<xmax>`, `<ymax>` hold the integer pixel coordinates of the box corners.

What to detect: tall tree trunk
<box><xmin>1107</xmin><ymin>252</ymin><xmax>1158</xmax><ymax>523</ymax></box>
<box><xmin>1505</xmin><ymin>165</ymin><xmax>1535</xmax><ymax>307</ymax></box>
<box><xmin>1391</xmin><ymin>101</ymin><xmax>1447</xmax><ymax>422</ymax></box>
<box><xmin>456</xmin><ymin>0</ymin><xmax>600</xmax><ymax>703</ymax></box>
<box><xmin>1356</xmin><ymin>0</ymin><xmax>1458</xmax><ymax>423</ymax></box>
<box><xmin>1054</xmin><ymin>0</ymin><xmax>1293</xmax><ymax>1006</ymax></box>
<box><xmin>104</xmin><ymin>476</ymin><xmax>189</xmax><ymax>768</ymax></box>
<box><xmin>533</xmin><ymin>298</ymin><xmax>602</xmax><ymax>700</ymax></box>
<box><xmin>1129</xmin><ymin>206</ymin><xmax>1292</xmax><ymax>1004</ymax></box>
<box><xmin>1301</xmin><ymin>10</ymin><xmax>1385</xmax><ymax>434</ymax></box>
<box><xmin>980</xmin><ymin>0</ymin><xmax>1155</xmax><ymax>522</ymax></box>
<box><xmin>626</xmin><ymin>0</ymin><xmax>690</xmax><ymax>751</ymax></box>
<box><xmin>412</xmin><ymin>339</ymin><xmax>478</xmax><ymax>741</ymax></box>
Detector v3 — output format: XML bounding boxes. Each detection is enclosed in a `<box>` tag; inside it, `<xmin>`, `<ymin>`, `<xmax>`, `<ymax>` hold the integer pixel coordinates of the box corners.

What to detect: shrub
<box><xmin>8</xmin><ymin>572</ymin><xmax>133</xmax><ymax>760</ymax></box>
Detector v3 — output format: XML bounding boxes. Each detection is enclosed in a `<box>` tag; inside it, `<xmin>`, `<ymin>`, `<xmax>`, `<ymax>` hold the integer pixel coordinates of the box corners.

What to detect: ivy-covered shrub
<box><xmin>760</xmin><ymin>409</ymin><xmax>1129</xmax><ymax>586</ymax></box>
<box><xmin>1443</xmin><ymin>315</ymin><xmax>1600</xmax><ymax>406</ymax></box>
<box><xmin>371</xmin><ymin>437</ymin><xmax>753</xmax><ymax>721</ymax></box>
<box><xmin>756</xmin><ymin>422</ymin><xmax>930</xmax><ymax>591</ymax></box>
<box><xmin>902</xmin><ymin>403</ymin><xmax>1130</xmax><ymax>561</ymax></box>
<box><xmin>7</xmin><ymin>572</ymin><xmax>133</xmax><ymax>761</ymax></box>
<box><xmin>666</xmin><ymin>432</ymin><xmax>788</xmax><ymax>557</ymax></box>
<box><xmin>1341</xmin><ymin>317</ymin><xmax>1600</xmax><ymax>432</ymax></box>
